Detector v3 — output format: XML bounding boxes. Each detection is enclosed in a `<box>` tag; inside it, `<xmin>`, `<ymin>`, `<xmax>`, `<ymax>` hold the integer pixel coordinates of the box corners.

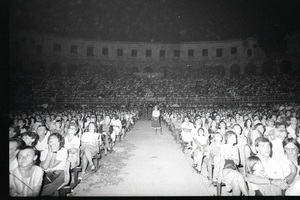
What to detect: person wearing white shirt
<box><xmin>151</xmin><ymin>106</ymin><xmax>162</xmax><ymax>135</ymax></box>
<box><xmin>111</xmin><ymin>114</ymin><xmax>122</xmax><ymax>142</ymax></box>
<box><xmin>35</xmin><ymin>125</ymin><xmax>50</xmax><ymax>165</ymax></box>
<box><xmin>40</xmin><ymin>133</ymin><xmax>68</xmax><ymax>196</ymax></box>
<box><xmin>247</xmin><ymin>137</ymin><xmax>290</xmax><ymax>196</ymax></box>
<box><xmin>64</xmin><ymin>123</ymin><xmax>81</xmax><ymax>169</ymax></box>
<box><xmin>181</xmin><ymin>116</ymin><xmax>194</xmax><ymax>148</ymax></box>
<box><xmin>271</xmin><ymin>129</ymin><xmax>288</xmax><ymax>160</ymax></box>
<box><xmin>286</xmin><ymin>117</ymin><xmax>299</xmax><ymax>139</ymax></box>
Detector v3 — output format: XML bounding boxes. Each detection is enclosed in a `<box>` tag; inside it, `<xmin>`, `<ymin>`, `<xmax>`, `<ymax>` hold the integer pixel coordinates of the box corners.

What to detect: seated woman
<box><xmin>99</xmin><ymin>115</ymin><xmax>112</xmax><ymax>155</ymax></box>
<box><xmin>35</xmin><ymin>125</ymin><xmax>51</xmax><ymax>166</ymax></box>
<box><xmin>120</xmin><ymin>114</ymin><xmax>127</xmax><ymax>139</ymax></box>
<box><xmin>243</xmin><ymin>129</ymin><xmax>263</xmax><ymax>175</ymax></box>
<box><xmin>217</xmin><ymin>120</ymin><xmax>227</xmax><ymax>139</ymax></box>
<box><xmin>64</xmin><ymin>122</ymin><xmax>81</xmax><ymax>170</ymax></box>
<box><xmin>111</xmin><ymin>114</ymin><xmax>122</xmax><ymax>143</ymax></box>
<box><xmin>181</xmin><ymin>116</ymin><xmax>195</xmax><ymax>149</ymax></box>
<box><xmin>207</xmin><ymin>132</ymin><xmax>223</xmax><ymax>184</ymax></box>
<box><xmin>173</xmin><ymin>114</ymin><xmax>183</xmax><ymax>144</ymax></box>
<box><xmin>79</xmin><ymin>122</ymin><xmax>100</xmax><ymax>179</ymax></box>
<box><xmin>218</xmin><ymin>130</ymin><xmax>249</xmax><ymax>196</ymax></box>
<box><xmin>40</xmin><ymin>133</ymin><xmax>68</xmax><ymax>196</ymax></box>
<box><xmin>192</xmin><ymin>127</ymin><xmax>209</xmax><ymax>174</ymax></box>
<box><xmin>10</xmin><ymin>146</ymin><xmax>44</xmax><ymax>196</ymax></box>
<box><xmin>246</xmin><ymin>155</ymin><xmax>272</xmax><ymax>196</ymax></box>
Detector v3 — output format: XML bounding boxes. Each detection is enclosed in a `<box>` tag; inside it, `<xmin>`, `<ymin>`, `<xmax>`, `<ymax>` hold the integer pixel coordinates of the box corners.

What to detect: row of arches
<box><xmin>13</xmin><ymin>60</ymin><xmax>293</xmax><ymax>76</ymax></box>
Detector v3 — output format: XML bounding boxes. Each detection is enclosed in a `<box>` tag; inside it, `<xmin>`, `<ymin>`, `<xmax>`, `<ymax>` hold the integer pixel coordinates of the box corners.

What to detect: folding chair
<box><xmin>58</xmin><ymin>161</ymin><xmax>71</xmax><ymax>196</ymax></box>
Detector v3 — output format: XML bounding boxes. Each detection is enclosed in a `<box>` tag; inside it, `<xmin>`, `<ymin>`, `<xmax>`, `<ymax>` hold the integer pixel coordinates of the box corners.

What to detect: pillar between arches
<box><xmin>225</xmin><ymin>65</ymin><xmax>230</xmax><ymax>77</ymax></box>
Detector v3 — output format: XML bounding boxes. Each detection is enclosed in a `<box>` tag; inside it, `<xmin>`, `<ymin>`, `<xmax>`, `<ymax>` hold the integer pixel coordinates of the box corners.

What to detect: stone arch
<box><xmin>66</xmin><ymin>64</ymin><xmax>78</xmax><ymax>76</ymax></box>
<box><xmin>244</xmin><ymin>62</ymin><xmax>257</xmax><ymax>74</ymax></box>
<box><xmin>230</xmin><ymin>64</ymin><xmax>241</xmax><ymax>76</ymax></box>
<box><xmin>143</xmin><ymin>66</ymin><xmax>153</xmax><ymax>73</ymax></box>
<box><xmin>215</xmin><ymin>65</ymin><xmax>226</xmax><ymax>76</ymax></box>
<box><xmin>280</xmin><ymin>60</ymin><xmax>293</xmax><ymax>74</ymax></box>
<box><xmin>50</xmin><ymin>63</ymin><xmax>62</xmax><ymax>76</ymax></box>
<box><xmin>158</xmin><ymin>66</ymin><xmax>170</xmax><ymax>77</ymax></box>
<box><xmin>261</xmin><ymin>61</ymin><xmax>274</xmax><ymax>74</ymax></box>
<box><xmin>131</xmin><ymin>66</ymin><xmax>139</xmax><ymax>73</ymax></box>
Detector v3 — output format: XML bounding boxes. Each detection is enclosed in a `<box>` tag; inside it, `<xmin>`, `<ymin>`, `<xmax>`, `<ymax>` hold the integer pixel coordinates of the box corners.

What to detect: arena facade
<box><xmin>10</xmin><ymin>31</ymin><xmax>267</xmax><ymax>77</ymax></box>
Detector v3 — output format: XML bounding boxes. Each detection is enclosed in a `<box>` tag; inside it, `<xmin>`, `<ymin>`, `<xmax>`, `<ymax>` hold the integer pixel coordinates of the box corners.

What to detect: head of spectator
<box><xmin>255</xmin><ymin>137</ymin><xmax>271</xmax><ymax>158</ymax></box>
<box><xmin>32</xmin><ymin>121</ymin><xmax>43</xmax><ymax>133</ymax></box>
<box><xmin>246</xmin><ymin>155</ymin><xmax>263</xmax><ymax>174</ymax></box>
<box><xmin>67</xmin><ymin>122</ymin><xmax>79</xmax><ymax>136</ymax></box>
<box><xmin>18</xmin><ymin>119</ymin><xmax>26</xmax><ymax>129</ymax></box>
<box><xmin>9</xmin><ymin>137</ymin><xmax>26</xmax><ymax>171</ymax></box>
<box><xmin>86</xmin><ymin>122</ymin><xmax>98</xmax><ymax>133</ymax></box>
<box><xmin>9</xmin><ymin>125</ymin><xmax>18</xmax><ymax>138</ymax></box>
<box><xmin>36</xmin><ymin>124</ymin><xmax>48</xmax><ymax>136</ymax></box>
<box><xmin>244</xmin><ymin>118</ymin><xmax>253</xmax><ymax>129</ymax></box>
<box><xmin>90</xmin><ymin>114</ymin><xmax>97</xmax><ymax>123</ymax></box>
<box><xmin>218</xmin><ymin>120</ymin><xmax>227</xmax><ymax>129</ymax></box>
<box><xmin>213</xmin><ymin>131</ymin><xmax>223</xmax><ymax>143</ymax></box>
<box><xmin>289</xmin><ymin>117</ymin><xmax>298</xmax><ymax>126</ymax></box>
<box><xmin>247</xmin><ymin>129</ymin><xmax>262</xmax><ymax>148</ymax></box>
<box><xmin>183</xmin><ymin>116</ymin><xmax>190</xmax><ymax>123</ymax></box>
<box><xmin>194</xmin><ymin>116</ymin><xmax>202</xmax><ymax>127</ymax></box>
<box><xmin>17</xmin><ymin>145</ymin><xmax>38</xmax><ymax>167</ymax></box>
<box><xmin>21</xmin><ymin>131</ymin><xmax>39</xmax><ymax>148</ymax></box>
<box><xmin>232</xmin><ymin>124</ymin><xmax>243</xmax><ymax>136</ymax></box>
<box><xmin>266</xmin><ymin>119</ymin><xmax>275</xmax><ymax>128</ymax></box>
<box><xmin>224</xmin><ymin>130</ymin><xmax>237</xmax><ymax>145</ymax></box>
<box><xmin>253</xmin><ymin>123</ymin><xmax>265</xmax><ymax>135</ymax></box>
<box><xmin>276</xmin><ymin>122</ymin><xmax>287</xmax><ymax>131</ymax></box>
<box><xmin>274</xmin><ymin>128</ymin><xmax>288</xmax><ymax>141</ymax></box>
<box><xmin>48</xmin><ymin>132</ymin><xmax>65</xmax><ymax>151</ymax></box>
<box><xmin>282</xmin><ymin>137</ymin><xmax>300</xmax><ymax>164</ymax></box>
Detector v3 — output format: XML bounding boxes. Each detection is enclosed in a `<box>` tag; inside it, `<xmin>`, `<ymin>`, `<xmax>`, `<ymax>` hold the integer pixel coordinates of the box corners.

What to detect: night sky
<box><xmin>9</xmin><ymin>0</ymin><xmax>300</xmax><ymax>53</ymax></box>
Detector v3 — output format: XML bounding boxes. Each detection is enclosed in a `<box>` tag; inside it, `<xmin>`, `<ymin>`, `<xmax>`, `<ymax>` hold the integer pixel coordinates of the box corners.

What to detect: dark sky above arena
<box><xmin>9</xmin><ymin>0</ymin><xmax>300</xmax><ymax>52</ymax></box>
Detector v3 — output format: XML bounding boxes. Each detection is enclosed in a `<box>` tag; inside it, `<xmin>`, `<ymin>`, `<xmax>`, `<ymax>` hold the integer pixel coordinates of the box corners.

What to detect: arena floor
<box><xmin>70</xmin><ymin>120</ymin><xmax>229</xmax><ymax>196</ymax></box>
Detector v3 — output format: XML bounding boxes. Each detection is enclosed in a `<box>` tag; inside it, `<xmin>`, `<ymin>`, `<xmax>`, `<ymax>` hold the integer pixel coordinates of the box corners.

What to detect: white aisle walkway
<box><xmin>71</xmin><ymin>120</ymin><xmax>217</xmax><ymax>196</ymax></box>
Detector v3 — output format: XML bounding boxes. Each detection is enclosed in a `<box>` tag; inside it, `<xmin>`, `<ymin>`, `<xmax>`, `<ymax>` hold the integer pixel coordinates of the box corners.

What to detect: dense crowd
<box><xmin>8</xmin><ymin>64</ymin><xmax>300</xmax><ymax>196</ymax></box>
<box><xmin>9</xmin><ymin>66</ymin><xmax>300</xmax><ymax>105</ymax></box>
<box><xmin>161</xmin><ymin>102</ymin><xmax>300</xmax><ymax>196</ymax></box>
<box><xmin>9</xmin><ymin>106</ymin><xmax>140</xmax><ymax>196</ymax></box>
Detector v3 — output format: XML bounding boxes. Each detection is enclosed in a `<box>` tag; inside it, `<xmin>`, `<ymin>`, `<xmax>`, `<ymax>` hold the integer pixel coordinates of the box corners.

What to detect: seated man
<box><xmin>246</xmin><ymin>137</ymin><xmax>292</xmax><ymax>196</ymax></box>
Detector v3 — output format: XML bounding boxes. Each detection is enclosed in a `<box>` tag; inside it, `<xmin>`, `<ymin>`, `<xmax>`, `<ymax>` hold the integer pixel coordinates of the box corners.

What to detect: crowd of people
<box><xmin>9</xmin><ymin>65</ymin><xmax>300</xmax><ymax>106</ymax></box>
<box><xmin>9</xmin><ymin>106</ymin><xmax>140</xmax><ymax>196</ymax></box>
<box><xmin>160</xmin><ymin>102</ymin><xmax>300</xmax><ymax>196</ymax></box>
<box><xmin>8</xmin><ymin>64</ymin><xmax>300</xmax><ymax>196</ymax></box>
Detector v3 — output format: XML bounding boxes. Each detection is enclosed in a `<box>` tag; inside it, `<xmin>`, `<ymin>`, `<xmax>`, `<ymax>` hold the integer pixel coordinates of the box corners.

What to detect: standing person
<box><xmin>152</xmin><ymin>106</ymin><xmax>162</xmax><ymax>135</ymax></box>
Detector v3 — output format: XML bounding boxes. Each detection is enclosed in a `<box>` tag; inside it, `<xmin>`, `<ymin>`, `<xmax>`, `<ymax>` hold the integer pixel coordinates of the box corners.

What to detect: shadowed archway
<box><xmin>230</xmin><ymin>64</ymin><xmax>241</xmax><ymax>76</ymax></box>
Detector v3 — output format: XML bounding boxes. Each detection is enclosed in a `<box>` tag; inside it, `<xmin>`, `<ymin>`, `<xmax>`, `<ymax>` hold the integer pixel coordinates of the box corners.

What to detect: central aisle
<box><xmin>71</xmin><ymin>120</ymin><xmax>215</xmax><ymax>196</ymax></box>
